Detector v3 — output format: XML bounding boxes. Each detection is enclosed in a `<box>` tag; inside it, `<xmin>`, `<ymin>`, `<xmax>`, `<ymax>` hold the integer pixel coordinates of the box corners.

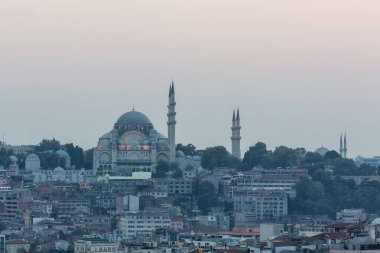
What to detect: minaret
<box><xmin>231</xmin><ymin>108</ymin><xmax>241</xmax><ymax>159</ymax></box>
<box><xmin>167</xmin><ymin>82</ymin><xmax>176</xmax><ymax>163</ymax></box>
<box><xmin>343</xmin><ymin>132</ymin><xmax>347</xmax><ymax>158</ymax></box>
<box><xmin>339</xmin><ymin>133</ymin><xmax>343</xmax><ymax>157</ymax></box>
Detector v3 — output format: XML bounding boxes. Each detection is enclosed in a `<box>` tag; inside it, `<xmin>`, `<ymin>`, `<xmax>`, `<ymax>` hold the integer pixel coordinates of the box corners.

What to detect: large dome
<box><xmin>116</xmin><ymin>111</ymin><xmax>151</xmax><ymax>125</ymax></box>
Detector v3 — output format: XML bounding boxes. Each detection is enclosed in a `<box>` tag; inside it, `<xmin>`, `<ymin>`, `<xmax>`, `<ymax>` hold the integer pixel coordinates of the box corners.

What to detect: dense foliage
<box><xmin>201</xmin><ymin>146</ymin><xmax>242</xmax><ymax>170</ymax></box>
<box><xmin>176</xmin><ymin>143</ymin><xmax>200</xmax><ymax>156</ymax></box>
<box><xmin>290</xmin><ymin>172</ymin><xmax>380</xmax><ymax>217</ymax></box>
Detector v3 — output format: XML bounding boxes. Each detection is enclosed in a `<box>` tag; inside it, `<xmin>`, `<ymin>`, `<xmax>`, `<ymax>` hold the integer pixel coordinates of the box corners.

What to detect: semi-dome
<box><xmin>53</xmin><ymin>166</ymin><xmax>65</xmax><ymax>173</ymax></box>
<box><xmin>315</xmin><ymin>146</ymin><xmax>330</xmax><ymax>156</ymax></box>
<box><xmin>371</xmin><ymin>217</ymin><xmax>380</xmax><ymax>225</ymax></box>
<box><xmin>116</xmin><ymin>110</ymin><xmax>151</xmax><ymax>125</ymax></box>
<box><xmin>176</xmin><ymin>151</ymin><xmax>185</xmax><ymax>157</ymax></box>
<box><xmin>56</xmin><ymin>150</ymin><xmax>70</xmax><ymax>158</ymax></box>
<box><xmin>128</xmin><ymin>139</ymin><xmax>140</xmax><ymax>147</ymax></box>
<box><xmin>9</xmin><ymin>156</ymin><xmax>18</xmax><ymax>163</ymax></box>
<box><xmin>101</xmin><ymin>132</ymin><xmax>112</xmax><ymax>139</ymax></box>
<box><xmin>26</xmin><ymin>153</ymin><xmax>40</xmax><ymax>161</ymax></box>
<box><xmin>158</xmin><ymin>139</ymin><xmax>169</xmax><ymax>147</ymax></box>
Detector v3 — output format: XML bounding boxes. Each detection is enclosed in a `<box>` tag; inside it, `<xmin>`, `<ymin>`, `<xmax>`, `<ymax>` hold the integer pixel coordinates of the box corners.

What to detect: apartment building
<box><xmin>152</xmin><ymin>178</ymin><xmax>192</xmax><ymax>195</ymax></box>
<box><xmin>120</xmin><ymin>212</ymin><xmax>171</xmax><ymax>239</ymax></box>
<box><xmin>233</xmin><ymin>189</ymin><xmax>288</xmax><ymax>222</ymax></box>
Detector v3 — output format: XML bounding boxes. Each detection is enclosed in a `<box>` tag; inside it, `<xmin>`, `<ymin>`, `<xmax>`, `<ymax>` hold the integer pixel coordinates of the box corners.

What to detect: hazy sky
<box><xmin>1</xmin><ymin>0</ymin><xmax>380</xmax><ymax>157</ymax></box>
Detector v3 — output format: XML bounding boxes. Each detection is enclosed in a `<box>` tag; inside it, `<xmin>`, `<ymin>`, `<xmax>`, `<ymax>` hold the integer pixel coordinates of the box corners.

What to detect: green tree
<box><xmin>324</xmin><ymin>150</ymin><xmax>341</xmax><ymax>160</ymax></box>
<box><xmin>242</xmin><ymin>142</ymin><xmax>269</xmax><ymax>168</ymax></box>
<box><xmin>172</xmin><ymin>169</ymin><xmax>183</xmax><ymax>179</ymax></box>
<box><xmin>176</xmin><ymin>143</ymin><xmax>198</xmax><ymax>156</ymax></box>
<box><xmin>197</xmin><ymin>181</ymin><xmax>221</xmax><ymax>213</ymax></box>
<box><xmin>83</xmin><ymin>148</ymin><xmax>94</xmax><ymax>170</ymax></box>
<box><xmin>152</xmin><ymin>160</ymin><xmax>169</xmax><ymax>178</ymax></box>
<box><xmin>201</xmin><ymin>146</ymin><xmax>238</xmax><ymax>170</ymax></box>
<box><xmin>39</xmin><ymin>152</ymin><xmax>59</xmax><ymax>169</ymax></box>
<box><xmin>65</xmin><ymin>143</ymin><xmax>85</xmax><ymax>169</ymax></box>
<box><xmin>272</xmin><ymin>146</ymin><xmax>297</xmax><ymax>168</ymax></box>
<box><xmin>302</xmin><ymin>152</ymin><xmax>323</xmax><ymax>165</ymax></box>
<box><xmin>35</xmin><ymin>139</ymin><xmax>61</xmax><ymax>152</ymax></box>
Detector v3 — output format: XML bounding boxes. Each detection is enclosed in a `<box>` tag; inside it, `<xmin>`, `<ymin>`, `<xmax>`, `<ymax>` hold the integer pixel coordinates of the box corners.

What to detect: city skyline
<box><xmin>1</xmin><ymin>0</ymin><xmax>380</xmax><ymax>157</ymax></box>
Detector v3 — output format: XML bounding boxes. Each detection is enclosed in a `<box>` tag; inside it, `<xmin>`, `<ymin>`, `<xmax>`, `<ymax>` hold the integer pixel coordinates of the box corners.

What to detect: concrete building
<box><xmin>116</xmin><ymin>195</ymin><xmax>140</xmax><ymax>213</ymax></box>
<box><xmin>152</xmin><ymin>178</ymin><xmax>193</xmax><ymax>195</ymax></box>
<box><xmin>120</xmin><ymin>212</ymin><xmax>171</xmax><ymax>239</ymax></box>
<box><xmin>229</xmin><ymin>173</ymin><xmax>298</xmax><ymax>198</ymax></box>
<box><xmin>233</xmin><ymin>189</ymin><xmax>288</xmax><ymax>222</ymax></box>
<box><xmin>355</xmin><ymin>156</ymin><xmax>380</xmax><ymax>167</ymax></box>
<box><xmin>336</xmin><ymin>209</ymin><xmax>367</xmax><ymax>223</ymax></box>
<box><xmin>74</xmin><ymin>240</ymin><xmax>121</xmax><ymax>253</ymax></box>
<box><xmin>260</xmin><ymin>223</ymin><xmax>285</xmax><ymax>242</ymax></box>
<box><xmin>0</xmin><ymin>234</ymin><xmax>5</xmax><ymax>253</ymax></box>
<box><xmin>6</xmin><ymin>240</ymin><xmax>31</xmax><ymax>253</ymax></box>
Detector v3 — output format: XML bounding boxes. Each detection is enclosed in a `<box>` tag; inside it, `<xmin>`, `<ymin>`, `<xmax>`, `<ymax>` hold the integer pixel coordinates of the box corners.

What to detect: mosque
<box><xmin>93</xmin><ymin>83</ymin><xmax>186</xmax><ymax>176</ymax></box>
<box><xmin>93</xmin><ymin>83</ymin><xmax>242</xmax><ymax>176</ymax></box>
<box><xmin>4</xmin><ymin>83</ymin><xmax>241</xmax><ymax>180</ymax></box>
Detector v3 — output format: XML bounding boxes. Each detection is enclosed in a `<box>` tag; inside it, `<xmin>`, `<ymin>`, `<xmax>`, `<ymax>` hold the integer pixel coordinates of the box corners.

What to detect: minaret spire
<box><xmin>167</xmin><ymin>82</ymin><xmax>177</xmax><ymax>163</ymax></box>
<box><xmin>343</xmin><ymin>132</ymin><xmax>347</xmax><ymax>158</ymax></box>
<box><xmin>231</xmin><ymin>108</ymin><xmax>241</xmax><ymax>159</ymax></box>
<box><xmin>339</xmin><ymin>133</ymin><xmax>343</xmax><ymax>157</ymax></box>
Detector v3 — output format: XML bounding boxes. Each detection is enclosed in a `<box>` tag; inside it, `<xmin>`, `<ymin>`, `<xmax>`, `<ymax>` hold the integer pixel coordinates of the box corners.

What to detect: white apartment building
<box><xmin>233</xmin><ymin>189</ymin><xmax>288</xmax><ymax>222</ymax></box>
<box><xmin>229</xmin><ymin>174</ymin><xmax>297</xmax><ymax>198</ymax></box>
<box><xmin>74</xmin><ymin>240</ymin><xmax>121</xmax><ymax>253</ymax></box>
<box><xmin>120</xmin><ymin>212</ymin><xmax>171</xmax><ymax>239</ymax></box>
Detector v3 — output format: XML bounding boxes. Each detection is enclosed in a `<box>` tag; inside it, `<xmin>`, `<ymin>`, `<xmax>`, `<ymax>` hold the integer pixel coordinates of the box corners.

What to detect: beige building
<box><xmin>74</xmin><ymin>240</ymin><xmax>121</xmax><ymax>253</ymax></box>
<box><xmin>120</xmin><ymin>212</ymin><xmax>171</xmax><ymax>239</ymax></box>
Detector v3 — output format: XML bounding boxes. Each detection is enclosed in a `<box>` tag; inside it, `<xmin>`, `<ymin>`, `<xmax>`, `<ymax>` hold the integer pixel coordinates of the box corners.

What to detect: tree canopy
<box><xmin>201</xmin><ymin>146</ymin><xmax>241</xmax><ymax>170</ymax></box>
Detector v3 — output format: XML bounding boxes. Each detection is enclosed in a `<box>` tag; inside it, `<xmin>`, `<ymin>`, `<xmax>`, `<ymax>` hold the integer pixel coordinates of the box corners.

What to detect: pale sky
<box><xmin>1</xmin><ymin>0</ymin><xmax>380</xmax><ymax>158</ymax></box>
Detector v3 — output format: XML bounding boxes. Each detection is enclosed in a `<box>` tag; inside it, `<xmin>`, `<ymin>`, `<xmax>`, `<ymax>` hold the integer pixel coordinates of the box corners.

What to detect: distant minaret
<box><xmin>167</xmin><ymin>82</ymin><xmax>176</xmax><ymax>163</ymax></box>
<box><xmin>343</xmin><ymin>132</ymin><xmax>347</xmax><ymax>158</ymax></box>
<box><xmin>231</xmin><ymin>108</ymin><xmax>241</xmax><ymax>159</ymax></box>
<box><xmin>339</xmin><ymin>133</ymin><xmax>343</xmax><ymax>157</ymax></box>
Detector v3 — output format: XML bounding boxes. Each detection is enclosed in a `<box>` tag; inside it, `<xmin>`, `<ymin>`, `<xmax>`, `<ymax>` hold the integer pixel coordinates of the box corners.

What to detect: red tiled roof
<box><xmin>311</xmin><ymin>232</ymin><xmax>349</xmax><ymax>240</ymax></box>
<box><xmin>220</xmin><ymin>228</ymin><xmax>260</xmax><ymax>237</ymax></box>
<box><xmin>215</xmin><ymin>249</ymin><xmax>249</xmax><ymax>253</ymax></box>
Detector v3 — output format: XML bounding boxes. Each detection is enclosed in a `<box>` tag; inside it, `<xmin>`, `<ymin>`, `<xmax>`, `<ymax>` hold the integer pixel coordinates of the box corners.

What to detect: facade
<box><xmin>260</xmin><ymin>223</ymin><xmax>285</xmax><ymax>242</ymax></box>
<box><xmin>226</xmin><ymin>168</ymin><xmax>300</xmax><ymax>198</ymax></box>
<box><xmin>57</xmin><ymin>198</ymin><xmax>90</xmax><ymax>214</ymax></box>
<box><xmin>355</xmin><ymin>156</ymin><xmax>380</xmax><ymax>167</ymax></box>
<box><xmin>93</xmin><ymin>84</ymin><xmax>177</xmax><ymax>176</ymax></box>
<box><xmin>25</xmin><ymin>153</ymin><xmax>41</xmax><ymax>171</ymax></box>
<box><xmin>0</xmin><ymin>234</ymin><xmax>5</xmax><ymax>253</ymax></box>
<box><xmin>0</xmin><ymin>143</ymin><xmax>35</xmax><ymax>155</ymax></box>
<box><xmin>152</xmin><ymin>178</ymin><xmax>193</xmax><ymax>195</ymax></box>
<box><xmin>0</xmin><ymin>193</ymin><xmax>19</xmax><ymax>219</ymax></box>
<box><xmin>233</xmin><ymin>189</ymin><xmax>288</xmax><ymax>222</ymax></box>
<box><xmin>33</xmin><ymin>167</ymin><xmax>94</xmax><ymax>183</ymax></box>
<box><xmin>231</xmin><ymin>109</ymin><xmax>241</xmax><ymax>159</ymax></box>
<box><xmin>120</xmin><ymin>212</ymin><xmax>171</xmax><ymax>239</ymax></box>
<box><xmin>6</xmin><ymin>240</ymin><xmax>31</xmax><ymax>253</ymax></box>
<box><xmin>336</xmin><ymin>209</ymin><xmax>367</xmax><ymax>223</ymax></box>
<box><xmin>74</xmin><ymin>240</ymin><xmax>120</xmax><ymax>253</ymax></box>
